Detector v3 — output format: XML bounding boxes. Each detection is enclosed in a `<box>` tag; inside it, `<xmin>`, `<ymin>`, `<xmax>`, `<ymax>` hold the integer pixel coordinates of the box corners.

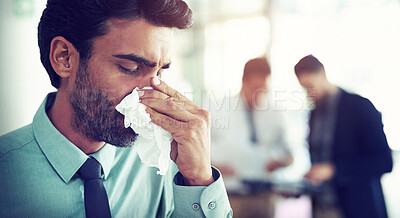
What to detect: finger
<box><xmin>139</xmin><ymin>89</ymin><xmax>200</xmax><ymax>114</ymax></box>
<box><xmin>141</xmin><ymin>98</ymin><xmax>194</xmax><ymax>122</ymax></box>
<box><xmin>304</xmin><ymin>171</ymin><xmax>314</xmax><ymax>180</ymax></box>
<box><xmin>151</xmin><ymin>77</ymin><xmax>197</xmax><ymax>108</ymax></box>
<box><xmin>145</xmin><ymin>107</ymin><xmax>187</xmax><ymax>134</ymax></box>
<box><xmin>138</xmin><ymin>89</ymin><xmax>169</xmax><ymax>100</ymax></box>
<box><xmin>150</xmin><ymin>77</ymin><xmax>211</xmax><ymax>120</ymax></box>
<box><xmin>304</xmin><ymin>174</ymin><xmax>319</xmax><ymax>184</ymax></box>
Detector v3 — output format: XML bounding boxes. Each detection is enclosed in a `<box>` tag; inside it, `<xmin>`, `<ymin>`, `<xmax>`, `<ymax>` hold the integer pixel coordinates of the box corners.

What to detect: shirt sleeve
<box><xmin>172</xmin><ymin>167</ymin><xmax>233</xmax><ymax>218</ymax></box>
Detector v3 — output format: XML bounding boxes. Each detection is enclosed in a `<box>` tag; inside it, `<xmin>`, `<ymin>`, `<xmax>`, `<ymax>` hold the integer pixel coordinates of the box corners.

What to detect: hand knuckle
<box><xmin>163</xmin><ymin>99</ymin><xmax>175</xmax><ymax>110</ymax></box>
<box><xmin>187</xmin><ymin>129</ymin><xmax>196</xmax><ymax>139</ymax></box>
<box><xmin>202</xmin><ymin>110</ymin><xmax>211</xmax><ymax>121</ymax></box>
<box><xmin>172</xmin><ymin>91</ymin><xmax>181</xmax><ymax>99</ymax></box>
<box><xmin>196</xmin><ymin>109</ymin><xmax>211</xmax><ymax>123</ymax></box>
<box><xmin>167</xmin><ymin>99</ymin><xmax>175</xmax><ymax>107</ymax></box>
<box><xmin>146</xmin><ymin>90</ymin><xmax>155</xmax><ymax>98</ymax></box>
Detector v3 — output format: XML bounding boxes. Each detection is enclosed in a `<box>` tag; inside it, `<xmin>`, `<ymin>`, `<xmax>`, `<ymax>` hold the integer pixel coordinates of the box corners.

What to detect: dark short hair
<box><xmin>242</xmin><ymin>57</ymin><xmax>271</xmax><ymax>81</ymax></box>
<box><xmin>294</xmin><ymin>55</ymin><xmax>324</xmax><ymax>76</ymax></box>
<box><xmin>38</xmin><ymin>0</ymin><xmax>193</xmax><ymax>88</ymax></box>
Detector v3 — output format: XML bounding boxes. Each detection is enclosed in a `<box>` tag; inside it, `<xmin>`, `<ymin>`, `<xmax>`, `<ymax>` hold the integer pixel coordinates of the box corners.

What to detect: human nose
<box><xmin>135</xmin><ymin>69</ymin><xmax>160</xmax><ymax>89</ymax></box>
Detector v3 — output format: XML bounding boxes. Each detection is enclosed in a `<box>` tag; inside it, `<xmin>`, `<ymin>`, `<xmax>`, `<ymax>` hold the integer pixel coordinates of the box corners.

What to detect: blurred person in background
<box><xmin>295</xmin><ymin>55</ymin><xmax>393</xmax><ymax>218</ymax></box>
<box><xmin>210</xmin><ymin>57</ymin><xmax>293</xmax><ymax>218</ymax></box>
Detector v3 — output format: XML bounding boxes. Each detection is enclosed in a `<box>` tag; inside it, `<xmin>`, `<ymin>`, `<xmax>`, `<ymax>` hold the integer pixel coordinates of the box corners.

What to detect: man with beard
<box><xmin>295</xmin><ymin>55</ymin><xmax>392</xmax><ymax>218</ymax></box>
<box><xmin>0</xmin><ymin>0</ymin><xmax>232</xmax><ymax>217</ymax></box>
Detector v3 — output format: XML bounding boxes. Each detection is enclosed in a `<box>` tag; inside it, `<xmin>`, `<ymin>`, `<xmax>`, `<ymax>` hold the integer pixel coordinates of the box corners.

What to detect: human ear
<box><xmin>49</xmin><ymin>36</ymin><xmax>79</xmax><ymax>79</ymax></box>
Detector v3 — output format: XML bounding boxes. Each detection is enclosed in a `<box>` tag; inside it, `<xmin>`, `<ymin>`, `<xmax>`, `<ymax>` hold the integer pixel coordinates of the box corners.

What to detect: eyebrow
<box><xmin>112</xmin><ymin>54</ymin><xmax>171</xmax><ymax>69</ymax></box>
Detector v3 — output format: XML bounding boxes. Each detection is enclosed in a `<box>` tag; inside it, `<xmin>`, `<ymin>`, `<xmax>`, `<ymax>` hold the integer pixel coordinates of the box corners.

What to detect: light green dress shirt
<box><xmin>0</xmin><ymin>93</ymin><xmax>232</xmax><ymax>218</ymax></box>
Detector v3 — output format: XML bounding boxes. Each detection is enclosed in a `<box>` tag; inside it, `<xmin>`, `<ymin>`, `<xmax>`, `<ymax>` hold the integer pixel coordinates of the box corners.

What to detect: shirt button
<box><xmin>208</xmin><ymin>202</ymin><xmax>216</xmax><ymax>210</ymax></box>
<box><xmin>192</xmin><ymin>203</ymin><xmax>200</xmax><ymax>211</ymax></box>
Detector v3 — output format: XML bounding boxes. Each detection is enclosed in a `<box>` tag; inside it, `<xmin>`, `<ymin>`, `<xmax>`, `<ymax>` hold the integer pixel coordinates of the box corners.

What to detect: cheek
<box><xmin>88</xmin><ymin>69</ymin><xmax>138</xmax><ymax>100</ymax></box>
<box><xmin>257</xmin><ymin>81</ymin><xmax>267</xmax><ymax>89</ymax></box>
<box><xmin>109</xmin><ymin>75</ymin><xmax>154</xmax><ymax>104</ymax></box>
<box><xmin>87</xmin><ymin>60</ymin><xmax>155</xmax><ymax>103</ymax></box>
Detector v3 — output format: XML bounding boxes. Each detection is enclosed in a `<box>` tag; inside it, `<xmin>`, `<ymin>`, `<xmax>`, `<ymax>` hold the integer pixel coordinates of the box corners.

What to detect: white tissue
<box><xmin>115</xmin><ymin>88</ymin><xmax>173</xmax><ymax>175</ymax></box>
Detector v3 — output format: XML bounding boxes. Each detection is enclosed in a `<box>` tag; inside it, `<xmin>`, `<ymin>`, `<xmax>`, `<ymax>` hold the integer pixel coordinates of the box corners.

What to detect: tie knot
<box><xmin>78</xmin><ymin>157</ymin><xmax>102</xmax><ymax>181</ymax></box>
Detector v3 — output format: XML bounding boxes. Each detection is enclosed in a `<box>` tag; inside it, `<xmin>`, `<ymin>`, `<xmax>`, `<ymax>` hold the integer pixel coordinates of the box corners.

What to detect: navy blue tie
<box><xmin>245</xmin><ymin>107</ymin><xmax>258</xmax><ymax>144</ymax></box>
<box><xmin>78</xmin><ymin>157</ymin><xmax>112</xmax><ymax>218</ymax></box>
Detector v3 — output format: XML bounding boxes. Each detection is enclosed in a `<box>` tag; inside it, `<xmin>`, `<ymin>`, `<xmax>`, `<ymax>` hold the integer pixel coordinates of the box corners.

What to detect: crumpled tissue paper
<box><xmin>115</xmin><ymin>87</ymin><xmax>173</xmax><ymax>175</ymax></box>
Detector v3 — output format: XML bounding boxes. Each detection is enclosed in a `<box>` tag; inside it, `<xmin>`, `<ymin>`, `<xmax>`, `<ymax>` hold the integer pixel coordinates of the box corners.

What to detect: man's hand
<box><xmin>266</xmin><ymin>160</ymin><xmax>286</xmax><ymax>172</ymax></box>
<box><xmin>304</xmin><ymin>163</ymin><xmax>335</xmax><ymax>185</ymax></box>
<box><xmin>139</xmin><ymin>77</ymin><xmax>214</xmax><ymax>186</ymax></box>
<box><xmin>266</xmin><ymin>156</ymin><xmax>293</xmax><ymax>172</ymax></box>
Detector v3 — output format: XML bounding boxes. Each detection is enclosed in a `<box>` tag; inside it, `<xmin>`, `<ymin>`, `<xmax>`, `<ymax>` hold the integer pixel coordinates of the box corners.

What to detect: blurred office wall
<box><xmin>0</xmin><ymin>0</ymin><xmax>53</xmax><ymax>135</ymax></box>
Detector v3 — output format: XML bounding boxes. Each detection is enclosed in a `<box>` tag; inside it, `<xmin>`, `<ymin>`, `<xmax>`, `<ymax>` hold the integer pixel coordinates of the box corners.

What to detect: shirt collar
<box><xmin>33</xmin><ymin>92</ymin><xmax>116</xmax><ymax>183</ymax></box>
<box><xmin>91</xmin><ymin>143</ymin><xmax>115</xmax><ymax>180</ymax></box>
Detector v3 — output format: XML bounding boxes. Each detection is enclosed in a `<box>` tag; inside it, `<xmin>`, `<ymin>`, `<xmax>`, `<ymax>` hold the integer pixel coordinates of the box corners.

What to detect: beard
<box><xmin>69</xmin><ymin>64</ymin><xmax>138</xmax><ymax>148</ymax></box>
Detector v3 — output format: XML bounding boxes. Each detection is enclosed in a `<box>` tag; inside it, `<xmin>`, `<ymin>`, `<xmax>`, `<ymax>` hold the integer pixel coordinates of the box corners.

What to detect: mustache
<box><xmin>69</xmin><ymin>66</ymin><xmax>138</xmax><ymax>147</ymax></box>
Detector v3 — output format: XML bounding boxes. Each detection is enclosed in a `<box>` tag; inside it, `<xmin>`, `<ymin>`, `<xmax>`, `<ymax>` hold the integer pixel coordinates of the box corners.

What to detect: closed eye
<box><xmin>162</xmin><ymin>63</ymin><xmax>171</xmax><ymax>69</ymax></box>
<box><xmin>118</xmin><ymin>65</ymin><xmax>140</xmax><ymax>74</ymax></box>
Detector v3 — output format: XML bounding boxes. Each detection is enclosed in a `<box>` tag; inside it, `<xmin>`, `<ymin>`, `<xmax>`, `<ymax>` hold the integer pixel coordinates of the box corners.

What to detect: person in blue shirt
<box><xmin>0</xmin><ymin>0</ymin><xmax>232</xmax><ymax>217</ymax></box>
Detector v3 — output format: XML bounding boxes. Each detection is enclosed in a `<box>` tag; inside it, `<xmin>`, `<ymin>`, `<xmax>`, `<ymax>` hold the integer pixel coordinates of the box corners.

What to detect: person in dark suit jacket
<box><xmin>294</xmin><ymin>55</ymin><xmax>393</xmax><ymax>218</ymax></box>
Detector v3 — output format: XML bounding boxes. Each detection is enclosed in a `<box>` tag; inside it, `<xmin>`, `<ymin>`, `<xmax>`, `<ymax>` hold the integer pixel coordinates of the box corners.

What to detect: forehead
<box><xmin>298</xmin><ymin>73</ymin><xmax>320</xmax><ymax>85</ymax></box>
<box><xmin>245</xmin><ymin>73</ymin><xmax>268</xmax><ymax>81</ymax></box>
<box><xmin>91</xmin><ymin>18</ymin><xmax>174</xmax><ymax>62</ymax></box>
<box><xmin>247</xmin><ymin>75</ymin><xmax>267</xmax><ymax>82</ymax></box>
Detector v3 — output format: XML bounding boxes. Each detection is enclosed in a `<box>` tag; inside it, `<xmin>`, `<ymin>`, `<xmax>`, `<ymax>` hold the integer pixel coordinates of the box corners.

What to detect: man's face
<box><xmin>296</xmin><ymin>71</ymin><xmax>324</xmax><ymax>101</ymax></box>
<box><xmin>69</xmin><ymin>18</ymin><xmax>173</xmax><ymax>147</ymax></box>
<box><xmin>242</xmin><ymin>74</ymin><xmax>268</xmax><ymax>105</ymax></box>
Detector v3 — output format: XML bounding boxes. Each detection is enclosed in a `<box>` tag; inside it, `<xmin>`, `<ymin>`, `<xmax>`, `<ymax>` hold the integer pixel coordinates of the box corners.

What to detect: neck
<box><xmin>316</xmin><ymin>82</ymin><xmax>339</xmax><ymax>104</ymax></box>
<box><xmin>323</xmin><ymin>82</ymin><xmax>339</xmax><ymax>96</ymax></box>
<box><xmin>48</xmin><ymin>91</ymin><xmax>105</xmax><ymax>154</ymax></box>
